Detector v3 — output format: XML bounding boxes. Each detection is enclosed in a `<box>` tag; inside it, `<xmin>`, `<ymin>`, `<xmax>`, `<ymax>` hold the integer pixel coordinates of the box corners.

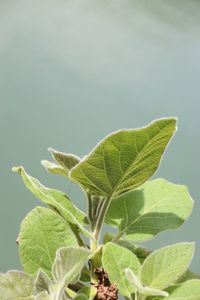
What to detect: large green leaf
<box><xmin>49</xmin><ymin>148</ymin><xmax>80</xmax><ymax>174</ymax></box>
<box><xmin>106</xmin><ymin>178</ymin><xmax>193</xmax><ymax>241</ymax></box>
<box><xmin>70</xmin><ymin>118</ymin><xmax>177</xmax><ymax>198</ymax></box>
<box><xmin>102</xmin><ymin>242</ymin><xmax>141</xmax><ymax>298</ymax></box>
<box><xmin>52</xmin><ymin>247</ymin><xmax>91</xmax><ymax>300</ymax></box>
<box><xmin>0</xmin><ymin>271</ymin><xmax>34</xmax><ymax>300</ymax></box>
<box><xmin>19</xmin><ymin>207</ymin><xmax>78</xmax><ymax>277</ymax></box>
<box><xmin>167</xmin><ymin>279</ymin><xmax>200</xmax><ymax>300</ymax></box>
<box><xmin>13</xmin><ymin>166</ymin><xmax>90</xmax><ymax>237</ymax></box>
<box><xmin>141</xmin><ymin>243</ymin><xmax>195</xmax><ymax>290</ymax></box>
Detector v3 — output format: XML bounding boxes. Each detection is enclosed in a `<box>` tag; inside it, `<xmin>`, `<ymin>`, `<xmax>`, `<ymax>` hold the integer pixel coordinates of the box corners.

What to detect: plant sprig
<box><xmin>1</xmin><ymin>118</ymin><xmax>200</xmax><ymax>300</ymax></box>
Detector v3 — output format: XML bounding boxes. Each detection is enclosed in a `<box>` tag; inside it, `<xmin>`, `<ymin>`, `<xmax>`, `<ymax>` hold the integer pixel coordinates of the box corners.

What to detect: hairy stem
<box><xmin>112</xmin><ymin>231</ymin><xmax>124</xmax><ymax>242</ymax></box>
<box><xmin>93</xmin><ymin>194</ymin><xmax>113</xmax><ymax>242</ymax></box>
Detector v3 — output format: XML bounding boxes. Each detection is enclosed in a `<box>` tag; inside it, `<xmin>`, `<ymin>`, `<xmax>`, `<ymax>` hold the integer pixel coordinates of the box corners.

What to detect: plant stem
<box><xmin>93</xmin><ymin>194</ymin><xmax>112</xmax><ymax>242</ymax></box>
<box><xmin>112</xmin><ymin>231</ymin><xmax>124</xmax><ymax>242</ymax></box>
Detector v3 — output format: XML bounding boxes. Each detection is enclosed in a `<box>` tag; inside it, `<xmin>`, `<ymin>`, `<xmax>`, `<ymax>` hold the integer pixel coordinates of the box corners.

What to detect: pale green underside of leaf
<box><xmin>70</xmin><ymin>118</ymin><xmax>177</xmax><ymax>198</ymax></box>
<box><xmin>19</xmin><ymin>207</ymin><xmax>78</xmax><ymax>277</ymax></box>
<box><xmin>52</xmin><ymin>246</ymin><xmax>91</xmax><ymax>282</ymax></box>
<box><xmin>106</xmin><ymin>178</ymin><xmax>193</xmax><ymax>241</ymax></box>
<box><xmin>141</xmin><ymin>242</ymin><xmax>195</xmax><ymax>290</ymax></box>
<box><xmin>52</xmin><ymin>247</ymin><xmax>91</xmax><ymax>299</ymax></box>
<box><xmin>0</xmin><ymin>271</ymin><xmax>34</xmax><ymax>300</ymax></box>
<box><xmin>102</xmin><ymin>242</ymin><xmax>141</xmax><ymax>298</ymax></box>
<box><xmin>34</xmin><ymin>270</ymin><xmax>51</xmax><ymax>294</ymax></box>
<box><xmin>41</xmin><ymin>160</ymin><xmax>68</xmax><ymax>177</ymax></box>
<box><xmin>49</xmin><ymin>148</ymin><xmax>80</xmax><ymax>174</ymax></box>
<box><xmin>13</xmin><ymin>166</ymin><xmax>90</xmax><ymax>237</ymax></box>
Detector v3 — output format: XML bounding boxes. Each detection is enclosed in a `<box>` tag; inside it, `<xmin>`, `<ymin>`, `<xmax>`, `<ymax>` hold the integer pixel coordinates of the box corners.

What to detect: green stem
<box><xmin>112</xmin><ymin>231</ymin><xmax>124</xmax><ymax>242</ymax></box>
<box><xmin>93</xmin><ymin>194</ymin><xmax>112</xmax><ymax>242</ymax></box>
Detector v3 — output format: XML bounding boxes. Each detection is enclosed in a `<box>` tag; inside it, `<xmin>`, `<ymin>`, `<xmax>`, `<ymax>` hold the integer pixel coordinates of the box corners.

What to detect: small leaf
<box><xmin>49</xmin><ymin>148</ymin><xmax>80</xmax><ymax>174</ymax></box>
<box><xmin>70</xmin><ymin>118</ymin><xmax>177</xmax><ymax>198</ymax></box>
<box><xmin>52</xmin><ymin>247</ymin><xmax>91</xmax><ymax>300</ymax></box>
<box><xmin>41</xmin><ymin>160</ymin><xmax>68</xmax><ymax>177</ymax></box>
<box><xmin>78</xmin><ymin>286</ymin><xmax>97</xmax><ymax>300</ymax></box>
<box><xmin>34</xmin><ymin>270</ymin><xmax>51</xmax><ymax>294</ymax></box>
<box><xmin>102</xmin><ymin>242</ymin><xmax>141</xmax><ymax>297</ymax></box>
<box><xmin>13</xmin><ymin>166</ymin><xmax>90</xmax><ymax>237</ymax></box>
<box><xmin>167</xmin><ymin>279</ymin><xmax>200</xmax><ymax>300</ymax></box>
<box><xmin>106</xmin><ymin>178</ymin><xmax>193</xmax><ymax>241</ymax></box>
<box><xmin>0</xmin><ymin>271</ymin><xmax>34</xmax><ymax>299</ymax></box>
<box><xmin>141</xmin><ymin>242</ymin><xmax>195</xmax><ymax>290</ymax></box>
<box><xmin>19</xmin><ymin>207</ymin><xmax>78</xmax><ymax>277</ymax></box>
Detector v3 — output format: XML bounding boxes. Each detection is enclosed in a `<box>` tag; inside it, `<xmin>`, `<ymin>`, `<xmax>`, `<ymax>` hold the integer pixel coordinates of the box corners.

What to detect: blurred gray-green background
<box><xmin>0</xmin><ymin>0</ymin><xmax>200</xmax><ymax>273</ymax></box>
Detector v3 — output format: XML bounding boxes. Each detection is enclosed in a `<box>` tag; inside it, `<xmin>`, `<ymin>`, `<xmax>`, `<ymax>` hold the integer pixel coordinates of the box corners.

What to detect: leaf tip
<box><xmin>12</xmin><ymin>166</ymin><xmax>23</xmax><ymax>174</ymax></box>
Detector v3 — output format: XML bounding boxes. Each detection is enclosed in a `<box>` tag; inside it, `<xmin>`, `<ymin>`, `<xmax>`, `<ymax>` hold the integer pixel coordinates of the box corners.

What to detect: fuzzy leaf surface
<box><xmin>106</xmin><ymin>179</ymin><xmax>193</xmax><ymax>241</ymax></box>
<box><xmin>0</xmin><ymin>271</ymin><xmax>34</xmax><ymax>300</ymax></box>
<box><xmin>19</xmin><ymin>207</ymin><xmax>78</xmax><ymax>277</ymax></box>
<box><xmin>41</xmin><ymin>160</ymin><xmax>68</xmax><ymax>177</ymax></box>
<box><xmin>13</xmin><ymin>166</ymin><xmax>89</xmax><ymax>236</ymax></box>
<box><xmin>34</xmin><ymin>270</ymin><xmax>51</xmax><ymax>294</ymax></box>
<box><xmin>141</xmin><ymin>243</ymin><xmax>195</xmax><ymax>290</ymax></box>
<box><xmin>102</xmin><ymin>242</ymin><xmax>141</xmax><ymax>297</ymax></box>
<box><xmin>52</xmin><ymin>247</ymin><xmax>91</xmax><ymax>299</ymax></box>
<box><xmin>70</xmin><ymin>118</ymin><xmax>176</xmax><ymax>197</ymax></box>
<box><xmin>49</xmin><ymin>148</ymin><xmax>80</xmax><ymax>174</ymax></box>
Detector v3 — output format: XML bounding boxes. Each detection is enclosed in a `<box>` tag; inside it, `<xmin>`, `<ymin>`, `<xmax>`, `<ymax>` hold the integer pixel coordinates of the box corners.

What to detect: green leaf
<box><xmin>77</xmin><ymin>286</ymin><xmax>97</xmax><ymax>300</ymax></box>
<box><xmin>125</xmin><ymin>268</ymin><xmax>169</xmax><ymax>297</ymax></box>
<box><xmin>102</xmin><ymin>242</ymin><xmax>141</xmax><ymax>297</ymax></box>
<box><xmin>167</xmin><ymin>279</ymin><xmax>200</xmax><ymax>300</ymax></box>
<box><xmin>52</xmin><ymin>247</ymin><xmax>91</xmax><ymax>300</ymax></box>
<box><xmin>106</xmin><ymin>178</ymin><xmax>193</xmax><ymax>241</ymax></box>
<box><xmin>19</xmin><ymin>207</ymin><xmax>78</xmax><ymax>277</ymax></box>
<box><xmin>41</xmin><ymin>160</ymin><xmax>68</xmax><ymax>177</ymax></box>
<box><xmin>141</xmin><ymin>242</ymin><xmax>195</xmax><ymax>290</ymax></box>
<box><xmin>74</xmin><ymin>295</ymin><xmax>87</xmax><ymax>300</ymax></box>
<box><xmin>34</xmin><ymin>270</ymin><xmax>51</xmax><ymax>294</ymax></box>
<box><xmin>70</xmin><ymin>118</ymin><xmax>177</xmax><ymax>198</ymax></box>
<box><xmin>49</xmin><ymin>148</ymin><xmax>80</xmax><ymax>174</ymax></box>
<box><xmin>116</xmin><ymin>239</ymin><xmax>152</xmax><ymax>262</ymax></box>
<box><xmin>13</xmin><ymin>166</ymin><xmax>90</xmax><ymax>237</ymax></box>
<box><xmin>176</xmin><ymin>270</ymin><xmax>200</xmax><ymax>283</ymax></box>
<box><xmin>0</xmin><ymin>271</ymin><xmax>34</xmax><ymax>300</ymax></box>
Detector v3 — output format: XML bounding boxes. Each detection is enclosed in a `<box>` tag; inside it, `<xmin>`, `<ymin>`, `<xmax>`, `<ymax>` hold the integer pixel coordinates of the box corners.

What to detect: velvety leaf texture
<box><xmin>0</xmin><ymin>271</ymin><xmax>34</xmax><ymax>300</ymax></box>
<box><xmin>52</xmin><ymin>247</ymin><xmax>91</xmax><ymax>300</ymax></box>
<box><xmin>34</xmin><ymin>270</ymin><xmax>51</xmax><ymax>294</ymax></box>
<box><xmin>19</xmin><ymin>207</ymin><xmax>78</xmax><ymax>277</ymax></box>
<box><xmin>141</xmin><ymin>242</ymin><xmax>195</xmax><ymax>290</ymax></box>
<box><xmin>102</xmin><ymin>242</ymin><xmax>141</xmax><ymax>297</ymax></box>
<box><xmin>49</xmin><ymin>148</ymin><xmax>80</xmax><ymax>174</ymax></box>
<box><xmin>70</xmin><ymin>118</ymin><xmax>177</xmax><ymax>198</ymax></box>
<box><xmin>13</xmin><ymin>166</ymin><xmax>89</xmax><ymax>236</ymax></box>
<box><xmin>106</xmin><ymin>178</ymin><xmax>193</xmax><ymax>241</ymax></box>
<box><xmin>41</xmin><ymin>160</ymin><xmax>68</xmax><ymax>177</ymax></box>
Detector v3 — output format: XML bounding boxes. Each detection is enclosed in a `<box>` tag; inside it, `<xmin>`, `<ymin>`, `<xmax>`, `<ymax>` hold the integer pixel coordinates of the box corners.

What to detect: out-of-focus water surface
<box><xmin>0</xmin><ymin>0</ymin><xmax>200</xmax><ymax>274</ymax></box>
